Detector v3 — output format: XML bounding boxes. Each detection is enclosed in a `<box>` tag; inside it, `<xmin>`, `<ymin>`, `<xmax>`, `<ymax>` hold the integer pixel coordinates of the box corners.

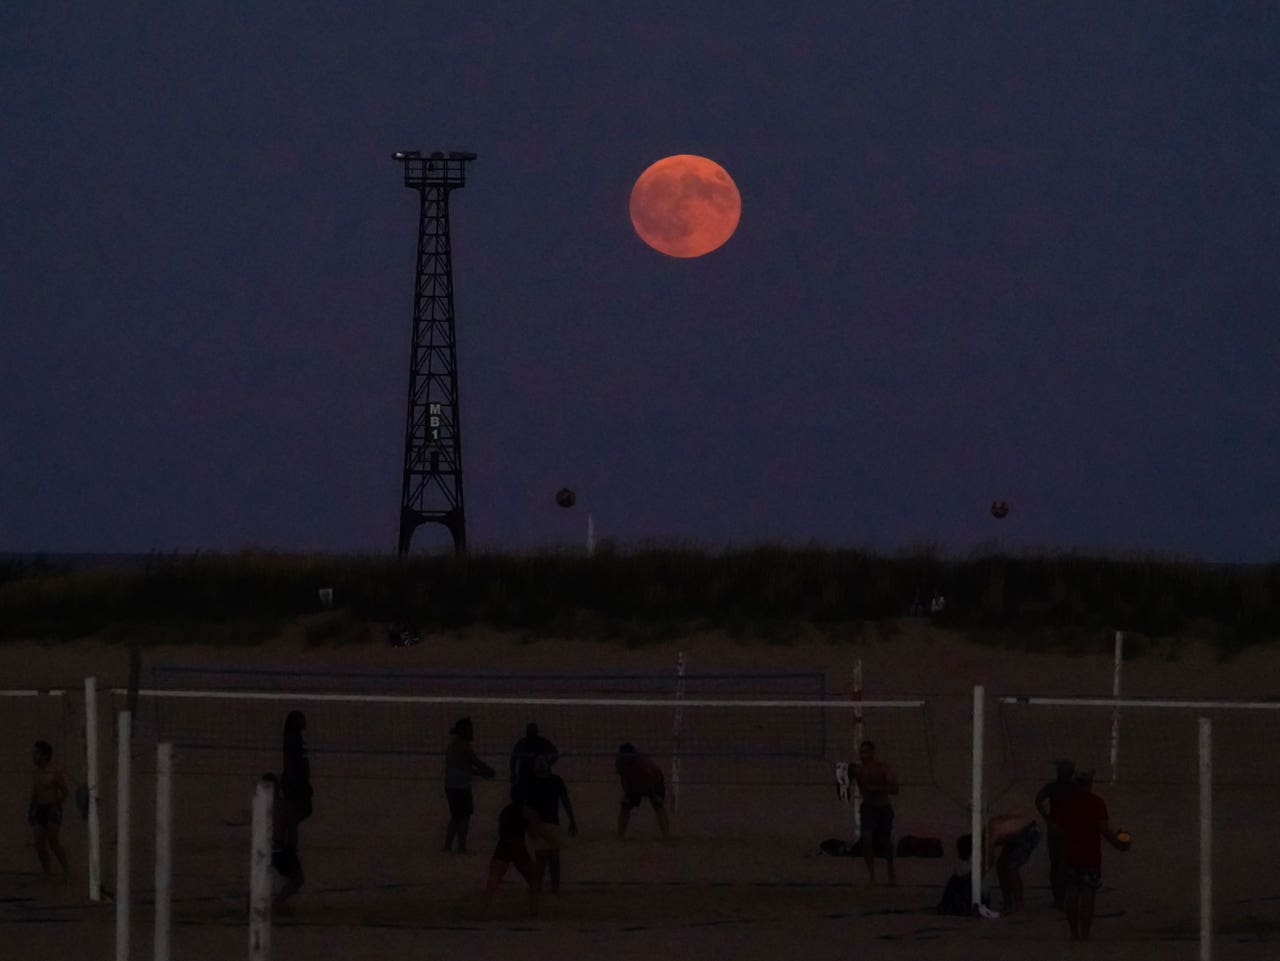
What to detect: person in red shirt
<box><xmin>615</xmin><ymin>743</ymin><xmax>670</xmax><ymax>840</ymax></box>
<box><xmin>1056</xmin><ymin>769</ymin><xmax>1129</xmax><ymax>940</ymax></box>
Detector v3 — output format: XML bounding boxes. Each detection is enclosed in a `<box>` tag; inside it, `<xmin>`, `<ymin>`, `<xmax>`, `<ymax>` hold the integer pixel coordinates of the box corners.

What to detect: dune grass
<box><xmin>2</xmin><ymin>547</ymin><xmax>1277</xmax><ymax>655</ymax></box>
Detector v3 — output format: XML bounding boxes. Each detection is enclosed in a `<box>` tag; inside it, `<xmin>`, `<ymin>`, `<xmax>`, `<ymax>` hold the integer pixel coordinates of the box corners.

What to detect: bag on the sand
<box><xmin>897</xmin><ymin>835</ymin><xmax>944</xmax><ymax>858</ymax></box>
<box><xmin>937</xmin><ymin>873</ymin><xmax>971</xmax><ymax>915</ymax></box>
<box><xmin>819</xmin><ymin>837</ymin><xmax>862</xmax><ymax>857</ymax></box>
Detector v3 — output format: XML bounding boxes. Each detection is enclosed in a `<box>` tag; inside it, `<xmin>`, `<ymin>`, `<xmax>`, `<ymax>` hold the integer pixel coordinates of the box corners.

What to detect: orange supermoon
<box><xmin>629</xmin><ymin>155</ymin><xmax>741</xmax><ymax>258</ymax></box>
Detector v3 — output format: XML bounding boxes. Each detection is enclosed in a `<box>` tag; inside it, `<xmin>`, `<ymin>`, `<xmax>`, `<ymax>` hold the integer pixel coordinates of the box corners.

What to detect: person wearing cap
<box><xmin>443</xmin><ymin>716</ymin><xmax>496</xmax><ymax>853</ymax></box>
<box><xmin>1035</xmin><ymin>759</ymin><xmax>1077</xmax><ymax>908</ymax></box>
<box><xmin>1056</xmin><ymin>768</ymin><xmax>1129</xmax><ymax>941</ymax></box>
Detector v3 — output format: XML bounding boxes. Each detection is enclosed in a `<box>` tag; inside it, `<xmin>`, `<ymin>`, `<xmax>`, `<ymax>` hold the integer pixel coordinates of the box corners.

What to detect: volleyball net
<box><xmin>115</xmin><ymin>666</ymin><xmax>937</xmax><ymax>788</ymax></box>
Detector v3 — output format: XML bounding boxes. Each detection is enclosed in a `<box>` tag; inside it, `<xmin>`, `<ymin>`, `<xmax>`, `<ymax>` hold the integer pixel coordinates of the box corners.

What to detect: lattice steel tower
<box><xmin>392</xmin><ymin>150</ymin><xmax>476</xmax><ymax>555</ymax></box>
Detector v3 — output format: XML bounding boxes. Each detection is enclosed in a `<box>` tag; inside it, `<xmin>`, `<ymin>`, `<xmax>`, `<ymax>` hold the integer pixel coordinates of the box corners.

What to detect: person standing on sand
<box><xmin>514</xmin><ymin>754</ymin><xmax>577</xmax><ymax>893</ymax></box>
<box><xmin>29</xmin><ymin>740</ymin><xmax>70</xmax><ymax>880</ymax></box>
<box><xmin>510</xmin><ymin>722</ymin><xmax>559</xmax><ymax>791</ymax></box>
<box><xmin>1057</xmin><ymin>769</ymin><xmax>1129</xmax><ymax>941</ymax></box>
<box><xmin>1035</xmin><ymin>758</ymin><xmax>1076</xmax><ymax>908</ymax></box>
<box><xmin>443</xmin><ymin>716</ymin><xmax>496</xmax><ymax>853</ymax></box>
<box><xmin>850</xmin><ymin>740</ymin><xmax>899</xmax><ymax>886</ymax></box>
<box><xmin>482</xmin><ymin>799</ymin><xmax>540</xmax><ymax>918</ymax></box>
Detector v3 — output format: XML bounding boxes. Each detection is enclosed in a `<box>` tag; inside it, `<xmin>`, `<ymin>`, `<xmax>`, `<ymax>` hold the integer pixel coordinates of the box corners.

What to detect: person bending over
<box><xmin>615</xmin><ymin>742</ymin><xmax>670</xmax><ymax>840</ymax></box>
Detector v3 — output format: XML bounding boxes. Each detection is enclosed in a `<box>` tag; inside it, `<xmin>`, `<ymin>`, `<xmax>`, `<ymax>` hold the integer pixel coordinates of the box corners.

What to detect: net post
<box><xmin>115</xmin><ymin>711</ymin><xmax>132</xmax><ymax>961</ymax></box>
<box><xmin>1199</xmin><ymin>716</ymin><xmax>1212</xmax><ymax>961</ymax></box>
<box><xmin>670</xmin><ymin>650</ymin><xmax>686</xmax><ymax>815</ymax></box>
<box><xmin>154</xmin><ymin>742</ymin><xmax>173</xmax><ymax>961</ymax></box>
<box><xmin>85</xmin><ymin>676</ymin><xmax>102</xmax><ymax>902</ymax></box>
<box><xmin>586</xmin><ymin>513</ymin><xmax>596</xmax><ymax>556</ymax></box>
<box><xmin>249</xmin><ymin>777</ymin><xmax>274</xmax><ymax>961</ymax></box>
<box><xmin>1110</xmin><ymin>630</ymin><xmax>1124</xmax><ymax>784</ymax></box>
<box><xmin>851</xmin><ymin>658</ymin><xmax>864</xmax><ymax>842</ymax></box>
<box><xmin>970</xmin><ymin>684</ymin><xmax>984</xmax><ymax>914</ymax></box>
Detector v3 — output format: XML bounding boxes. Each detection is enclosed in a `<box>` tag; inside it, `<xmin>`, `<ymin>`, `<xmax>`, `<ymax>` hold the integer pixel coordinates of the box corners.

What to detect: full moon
<box><xmin>629</xmin><ymin>155</ymin><xmax>741</xmax><ymax>258</ymax></box>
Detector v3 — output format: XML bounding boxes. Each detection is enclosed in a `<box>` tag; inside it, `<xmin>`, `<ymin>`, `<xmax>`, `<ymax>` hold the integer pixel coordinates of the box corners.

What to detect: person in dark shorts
<box><xmin>443</xmin><ymin>716</ymin><xmax>496</xmax><ymax>853</ymax></box>
<box><xmin>1035</xmin><ymin>758</ymin><xmax>1076</xmax><ymax>908</ymax></box>
<box><xmin>261</xmin><ymin>773</ymin><xmax>304</xmax><ymax>905</ymax></box>
<box><xmin>482</xmin><ymin>799</ymin><xmax>540</xmax><ymax>917</ymax></box>
<box><xmin>985</xmin><ymin>812</ymin><xmax>1041</xmax><ymax>913</ymax></box>
<box><xmin>615</xmin><ymin>743</ymin><xmax>670</xmax><ymax>840</ymax></box>
<box><xmin>29</xmin><ymin>740</ymin><xmax>70</xmax><ymax>880</ymax></box>
<box><xmin>281</xmin><ymin>711</ymin><xmax>313</xmax><ymax>823</ymax></box>
<box><xmin>509</xmin><ymin>723</ymin><xmax>559</xmax><ymax>791</ymax></box>
<box><xmin>514</xmin><ymin>754</ymin><xmax>577</xmax><ymax>893</ymax></box>
<box><xmin>850</xmin><ymin>740</ymin><xmax>899</xmax><ymax>885</ymax></box>
<box><xmin>1057</xmin><ymin>769</ymin><xmax>1129</xmax><ymax>941</ymax></box>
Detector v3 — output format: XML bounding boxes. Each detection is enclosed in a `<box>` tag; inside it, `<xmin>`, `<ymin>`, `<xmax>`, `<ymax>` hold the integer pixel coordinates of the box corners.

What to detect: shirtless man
<box><xmin>29</xmin><ymin>740</ymin><xmax>70</xmax><ymax>880</ymax></box>
<box><xmin>984</xmin><ymin>812</ymin><xmax>1041</xmax><ymax>913</ymax></box>
<box><xmin>850</xmin><ymin>740</ymin><xmax>899</xmax><ymax>885</ymax></box>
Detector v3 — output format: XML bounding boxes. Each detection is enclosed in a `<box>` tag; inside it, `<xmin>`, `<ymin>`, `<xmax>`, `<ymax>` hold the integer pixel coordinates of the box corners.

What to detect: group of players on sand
<box><xmin>27</xmin><ymin>718</ymin><xmax>1124</xmax><ymax>937</ymax></box>
<box><xmin>443</xmin><ymin>719</ymin><xmax>670</xmax><ymax>916</ymax></box>
<box><xmin>936</xmin><ymin>758</ymin><xmax>1129</xmax><ymax>941</ymax></box>
<box><xmin>842</xmin><ymin>741</ymin><xmax>1127</xmax><ymax>942</ymax></box>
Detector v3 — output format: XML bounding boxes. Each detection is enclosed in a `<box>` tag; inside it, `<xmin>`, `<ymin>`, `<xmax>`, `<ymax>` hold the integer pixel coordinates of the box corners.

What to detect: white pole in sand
<box><xmin>1109</xmin><ymin>630</ymin><xmax>1124</xmax><ymax>784</ymax></box>
<box><xmin>154</xmin><ymin>742</ymin><xmax>173</xmax><ymax>961</ymax></box>
<box><xmin>116</xmin><ymin>711</ymin><xmax>132</xmax><ymax>961</ymax></box>
<box><xmin>1199</xmin><ymin>717</ymin><xmax>1213</xmax><ymax>961</ymax></box>
<box><xmin>851</xmin><ymin>658</ymin><xmax>864</xmax><ymax>842</ymax></box>
<box><xmin>249</xmin><ymin>777</ymin><xmax>274</xmax><ymax>961</ymax></box>
<box><xmin>970</xmin><ymin>685</ymin><xmax>985</xmax><ymax>914</ymax></box>
<box><xmin>670</xmin><ymin>650</ymin><xmax>686</xmax><ymax>814</ymax></box>
<box><xmin>85</xmin><ymin>676</ymin><xmax>102</xmax><ymax>902</ymax></box>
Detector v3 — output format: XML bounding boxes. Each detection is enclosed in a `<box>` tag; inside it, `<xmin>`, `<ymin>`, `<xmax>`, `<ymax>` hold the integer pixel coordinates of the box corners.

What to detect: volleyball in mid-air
<box><xmin>555</xmin><ymin>488</ymin><xmax>576</xmax><ymax>509</ymax></box>
<box><xmin>990</xmin><ymin>500</ymin><xmax>1010</xmax><ymax>519</ymax></box>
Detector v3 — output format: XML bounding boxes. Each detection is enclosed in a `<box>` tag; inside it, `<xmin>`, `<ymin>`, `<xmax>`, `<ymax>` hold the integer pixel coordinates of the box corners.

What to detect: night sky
<box><xmin>3</xmin><ymin>3</ymin><xmax>1277</xmax><ymax>560</ymax></box>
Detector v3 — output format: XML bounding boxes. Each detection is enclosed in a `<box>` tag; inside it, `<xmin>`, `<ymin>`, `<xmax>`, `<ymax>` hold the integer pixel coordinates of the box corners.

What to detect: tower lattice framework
<box><xmin>393</xmin><ymin>150</ymin><xmax>476</xmax><ymax>555</ymax></box>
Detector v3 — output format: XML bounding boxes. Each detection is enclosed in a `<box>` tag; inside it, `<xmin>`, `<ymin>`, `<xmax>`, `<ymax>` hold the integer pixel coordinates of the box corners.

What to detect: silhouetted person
<box><xmin>443</xmin><ymin>716</ymin><xmax>496</xmax><ymax>853</ymax></box>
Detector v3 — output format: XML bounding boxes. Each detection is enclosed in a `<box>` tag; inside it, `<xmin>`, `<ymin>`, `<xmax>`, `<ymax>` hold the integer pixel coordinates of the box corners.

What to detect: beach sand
<box><xmin>2</xmin><ymin>623</ymin><xmax>1277</xmax><ymax>959</ymax></box>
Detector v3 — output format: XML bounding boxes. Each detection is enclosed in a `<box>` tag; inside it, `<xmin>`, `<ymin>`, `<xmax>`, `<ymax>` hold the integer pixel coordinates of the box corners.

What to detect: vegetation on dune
<box><xmin>0</xmin><ymin>548</ymin><xmax>1277</xmax><ymax>655</ymax></box>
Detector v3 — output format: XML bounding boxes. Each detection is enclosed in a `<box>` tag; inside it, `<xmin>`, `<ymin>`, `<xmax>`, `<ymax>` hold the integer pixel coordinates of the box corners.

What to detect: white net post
<box><xmin>1199</xmin><ymin>716</ymin><xmax>1212</xmax><ymax>961</ymax></box>
<box><xmin>670</xmin><ymin>650</ymin><xmax>686</xmax><ymax>814</ymax></box>
<box><xmin>85</xmin><ymin>676</ymin><xmax>102</xmax><ymax>902</ymax></box>
<box><xmin>970</xmin><ymin>684</ymin><xmax>984</xmax><ymax>914</ymax></box>
<box><xmin>155</xmin><ymin>742</ymin><xmax>173</xmax><ymax>961</ymax></box>
<box><xmin>851</xmin><ymin>658</ymin><xmax>864</xmax><ymax>842</ymax></box>
<box><xmin>116</xmin><ymin>710</ymin><xmax>132</xmax><ymax>961</ymax></box>
<box><xmin>1110</xmin><ymin>630</ymin><xmax>1123</xmax><ymax>784</ymax></box>
<box><xmin>249</xmin><ymin>777</ymin><xmax>274</xmax><ymax>961</ymax></box>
